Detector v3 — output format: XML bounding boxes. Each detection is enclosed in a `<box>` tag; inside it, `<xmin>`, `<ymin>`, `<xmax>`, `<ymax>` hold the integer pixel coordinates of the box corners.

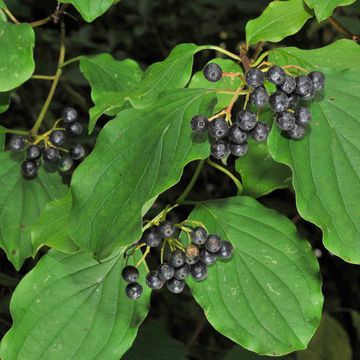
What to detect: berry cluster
<box><xmin>7</xmin><ymin>107</ymin><xmax>86</xmax><ymax>179</ymax></box>
<box><xmin>190</xmin><ymin>62</ymin><xmax>325</xmax><ymax>160</ymax></box>
<box><xmin>122</xmin><ymin>221</ymin><xmax>234</xmax><ymax>300</ymax></box>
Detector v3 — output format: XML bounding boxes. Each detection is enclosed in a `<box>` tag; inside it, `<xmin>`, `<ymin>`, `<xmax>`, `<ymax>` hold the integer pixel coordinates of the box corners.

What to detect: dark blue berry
<box><xmin>295</xmin><ymin>76</ymin><xmax>313</xmax><ymax>97</ymax></box>
<box><xmin>126</xmin><ymin>282</ymin><xmax>143</xmax><ymax>300</ymax></box>
<box><xmin>269</xmin><ymin>91</ymin><xmax>289</xmax><ymax>113</ymax></box>
<box><xmin>267</xmin><ymin>66</ymin><xmax>286</xmax><ymax>85</ymax></box>
<box><xmin>146</xmin><ymin>271</ymin><xmax>165</xmax><ymax>290</ymax></box>
<box><xmin>288</xmin><ymin>94</ymin><xmax>299</xmax><ymax>109</ymax></box>
<box><xmin>208</xmin><ymin>117</ymin><xmax>229</xmax><ymax>139</ymax></box>
<box><xmin>21</xmin><ymin>161</ymin><xmax>38</xmax><ymax>179</ymax></box>
<box><xmin>157</xmin><ymin>263</ymin><xmax>175</xmax><ymax>281</ymax></box>
<box><xmin>62</xmin><ymin>107</ymin><xmax>78</xmax><ymax>124</ymax></box>
<box><xmin>210</xmin><ymin>140</ymin><xmax>230</xmax><ymax>160</ymax></box>
<box><xmin>69</xmin><ymin>144</ymin><xmax>86</xmax><ymax>160</ymax></box>
<box><xmin>141</xmin><ymin>230</ymin><xmax>162</xmax><ymax>247</ymax></box>
<box><xmin>309</xmin><ymin>71</ymin><xmax>325</xmax><ymax>92</ymax></box>
<box><xmin>287</xmin><ymin>123</ymin><xmax>306</xmax><ymax>140</ymax></box>
<box><xmin>167</xmin><ymin>278</ymin><xmax>185</xmax><ymax>293</ymax></box>
<box><xmin>279</xmin><ymin>74</ymin><xmax>296</xmax><ymax>94</ymax></box>
<box><xmin>191</xmin><ymin>227</ymin><xmax>207</xmax><ymax>245</ymax></box>
<box><xmin>236</xmin><ymin>110</ymin><xmax>257</xmax><ymax>131</ymax></box>
<box><xmin>205</xmin><ymin>234</ymin><xmax>223</xmax><ymax>253</ymax></box>
<box><xmin>9</xmin><ymin>135</ymin><xmax>25</xmax><ymax>151</ymax></box>
<box><xmin>301</xmin><ymin>85</ymin><xmax>316</xmax><ymax>101</ymax></box>
<box><xmin>26</xmin><ymin>145</ymin><xmax>42</xmax><ymax>160</ymax></box>
<box><xmin>295</xmin><ymin>107</ymin><xmax>312</xmax><ymax>125</ymax></box>
<box><xmin>122</xmin><ymin>265</ymin><xmax>139</xmax><ymax>283</ymax></box>
<box><xmin>66</xmin><ymin>121</ymin><xmax>83</xmax><ymax>137</ymax></box>
<box><xmin>203</xmin><ymin>63</ymin><xmax>222</xmax><ymax>82</ymax></box>
<box><xmin>174</xmin><ymin>264</ymin><xmax>190</xmax><ymax>280</ymax></box>
<box><xmin>190</xmin><ymin>262</ymin><xmax>208</xmax><ymax>281</ymax></box>
<box><xmin>245</xmin><ymin>68</ymin><xmax>265</xmax><ymax>88</ymax></box>
<box><xmin>250</xmin><ymin>87</ymin><xmax>269</xmax><ymax>107</ymax></box>
<box><xmin>229</xmin><ymin>142</ymin><xmax>248</xmax><ymax>157</ymax></box>
<box><xmin>58</xmin><ymin>156</ymin><xmax>74</xmax><ymax>173</ymax></box>
<box><xmin>217</xmin><ymin>241</ymin><xmax>234</xmax><ymax>259</ymax></box>
<box><xmin>169</xmin><ymin>250</ymin><xmax>186</xmax><ymax>268</ymax></box>
<box><xmin>191</xmin><ymin>115</ymin><xmax>209</xmax><ymax>133</ymax></box>
<box><xmin>275</xmin><ymin>111</ymin><xmax>296</xmax><ymax>131</ymax></box>
<box><xmin>251</xmin><ymin>122</ymin><xmax>270</xmax><ymax>142</ymax></box>
<box><xmin>199</xmin><ymin>248</ymin><xmax>217</xmax><ymax>266</ymax></box>
<box><xmin>43</xmin><ymin>147</ymin><xmax>60</xmax><ymax>163</ymax></box>
<box><xmin>227</xmin><ymin>124</ymin><xmax>248</xmax><ymax>144</ymax></box>
<box><xmin>49</xmin><ymin>130</ymin><xmax>66</xmax><ymax>146</ymax></box>
<box><xmin>157</xmin><ymin>221</ymin><xmax>175</xmax><ymax>238</ymax></box>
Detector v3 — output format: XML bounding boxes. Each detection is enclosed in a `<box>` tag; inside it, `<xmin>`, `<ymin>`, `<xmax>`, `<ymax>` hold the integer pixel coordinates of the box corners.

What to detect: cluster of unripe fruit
<box><xmin>190</xmin><ymin>62</ymin><xmax>325</xmax><ymax>160</ymax></box>
<box><xmin>7</xmin><ymin>107</ymin><xmax>86</xmax><ymax>179</ymax></box>
<box><xmin>122</xmin><ymin>221</ymin><xmax>234</xmax><ymax>300</ymax></box>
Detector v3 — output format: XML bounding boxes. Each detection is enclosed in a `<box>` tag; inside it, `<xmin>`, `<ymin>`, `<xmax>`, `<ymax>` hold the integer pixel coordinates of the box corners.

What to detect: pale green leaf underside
<box><xmin>69</xmin><ymin>88</ymin><xmax>214</xmax><ymax>258</ymax></box>
<box><xmin>305</xmin><ymin>0</ymin><xmax>357</xmax><ymax>22</ymax></box>
<box><xmin>268</xmin><ymin>40</ymin><xmax>360</xmax><ymax>263</ymax></box>
<box><xmin>0</xmin><ymin>152</ymin><xmax>67</xmax><ymax>269</ymax></box>
<box><xmin>186</xmin><ymin>196</ymin><xmax>323</xmax><ymax>355</ymax></box>
<box><xmin>60</xmin><ymin>0</ymin><xmax>115</xmax><ymax>22</ymax></box>
<box><xmin>245</xmin><ymin>0</ymin><xmax>313</xmax><ymax>45</ymax></box>
<box><xmin>0</xmin><ymin>250</ymin><xmax>150</xmax><ymax>360</ymax></box>
<box><xmin>0</xmin><ymin>22</ymin><xmax>35</xmax><ymax>92</ymax></box>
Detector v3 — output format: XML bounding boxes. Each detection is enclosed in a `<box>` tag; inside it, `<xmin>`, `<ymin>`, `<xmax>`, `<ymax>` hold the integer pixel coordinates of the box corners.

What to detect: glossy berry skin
<box><xmin>267</xmin><ymin>66</ymin><xmax>286</xmax><ymax>85</ymax></box>
<box><xmin>167</xmin><ymin>278</ymin><xmax>185</xmax><ymax>293</ymax></box>
<box><xmin>62</xmin><ymin>107</ymin><xmax>78</xmax><ymax>124</ymax></box>
<box><xmin>125</xmin><ymin>282</ymin><xmax>143</xmax><ymax>300</ymax></box>
<box><xmin>122</xmin><ymin>265</ymin><xmax>139</xmax><ymax>283</ymax></box>
<box><xmin>227</xmin><ymin>124</ymin><xmax>248</xmax><ymax>144</ymax></box>
<box><xmin>288</xmin><ymin>94</ymin><xmax>299</xmax><ymax>109</ymax></box>
<box><xmin>269</xmin><ymin>91</ymin><xmax>289</xmax><ymax>113</ymax></box>
<box><xmin>146</xmin><ymin>271</ymin><xmax>165</xmax><ymax>290</ymax></box>
<box><xmin>295</xmin><ymin>107</ymin><xmax>312</xmax><ymax>125</ymax></box>
<box><xmin>279</xmin><ymin>74</ymin><xmax>296</xmax><ymax>94</ymax></box>
<box><xmin>309</xmin><ymin>71</ymin><xmax>325</xmax><ymax>92</ymax></box>
<box><xmin>301</xmin><ymin>86</ymin><xmax>316</xmax><ymax>101</ymax></box>
<box><xmin>191</xmin><ymin>115</ymin><xmax>209</xmax><ymax>133</ymax></box>
<box><xmin>43</xmin><ymin>147</ymin><xmax>60</xmax><ymax>163</ymax></box>
<box><xmin>250</xmin><ymin>87</ymin><xmax>269</xmax><ymax>108</ymax></box>
<box><xmin>199</xmin><ymin>248</ymin><xmax>217</xmax><ymax>266</ymax></box>
<box><xmin>21</xmin><ymin>161</ymin><xmax>38</xmax><ymax>179</ymax></box>
<box><xmin>205</xmin><ymin>234</ymin><xmax>223</xmax><ymax>253</ymax></box>
<box><xmin>210</xmin><ymin>140</ymin><xmax>230</xmax><ymax>160</ymax></box>
<box><xmin>157</xmin><ymin>221</ymin><xmax>175</xmax><ymax>238</ymax></box>
<box><xmin>66</xmin><ymin>121</ymin><xmax>83</xmax><ymax>137</ymax></box>
<box><xmin>295</xmin><ymin>76</ymin><xmax>313</xmax><ymax>97</ymax></box>
<box><xmin>275</xmin><ymin>111</ymin><xmax>296</xmax><ymax>131</ymax></box>
<box><xmin>58</xmin><ymin>155</ymin><xmax>74</xmax><ymax>173</ymax></box>
<box><xmin>288</xmin><ymin>123</ymin><xmax>306</xmax><ymax>140</ymax></box>
<box><xmin>208</xmin><ymin>117</ymin><xmax>229</xmax><ymax>139</ymax></box>
<box><xmin>174</xmin><ymin>264</ymin><xmax>190</xmax><ymax>280</ymax></box>
<box><xmin>236</xmin><ymin>110</ymin><xmax>257</xmax><ymax>131</ymax></box>
<box><xmin>203</xmin><ymin>63</ymin><xmax>222</xmax><ymax>82</ymax></box>
<box><xmin>49</xmin><ymin>130</ymin><xmax>66</xmax><ymax>146</ymax></box>
<box><xmin>190</xmin><ymin>262</ymin><xmax>208</xmax><ymax>281</ymax></box>
<box><xmin>26</xmin><ymin>145</ymin><xmax>42</xmax><ymax>160</ymax></box>
<box><xmin>191</xmin><ymin>227</ymin><xmax>207</xmax><ymax>245</ymax></box>
<box><xmin>157</xmin><ymin>263</ymin><xmax>175</xmax><ymax>281</ymax></box>
<box><xmin>69</xmin><ymin>144</ymin><xmax>86</xmax><ymax>160</ymax></box>
<box><xmin>217</xmin><ymin>241</ymin><xmax>234</xmax><ymax>259</ymax></box>
<box><xmin>251</xmin><ymin>122</ymin><xmax>270</xmax><ymax>142</ymax></box>
<box><xmin>8</xmin><ymin>135</ymin><xmax>25</xmax><ymax>151</ymax></box>
<box><xmin>185</xmin><ymin>244</ymin><xmax>200</xmax><ymax>265</ymax></box>
<box><xmin>245</xmin><ymin>68</ymin><xmax>265</xmax><ymax>88</ymax></box>
<box><xmin>229</xmin><ymin>142</ymin><xmax>248</xmax><ymax>157</ymax></box>
<box><xmin>169</xmin><ymin>250</ymin><xmax>186</xmax><ymax>268</ymax></box>
<box><xmin>142</xmin><ymin>230</ymin><xmax>162</xmax><ymax>247</ymax></box>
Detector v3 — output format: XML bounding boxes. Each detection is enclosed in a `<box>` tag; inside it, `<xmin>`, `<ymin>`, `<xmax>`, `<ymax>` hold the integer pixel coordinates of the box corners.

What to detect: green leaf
<box><xmin>0</xmin><ymin>249</ymin><xmax>150</xmax><ymax>360</ymax></box>
<box><xmin>0</xmin><ymin>1</ymin><xmax>6</xmax><ymax>8</ymax></box>
<box><xmin>60</xmin><ymin>0</ymin><xmax>115</xmax><ymax>22</ymax></box>
<box><xmin>297</xmin><ymin>314</ymin><xmax>352</xmax><ymax>360</ymax></box>
<box><xmin>69</xmin><ymin>88</ymin><xmax>214</xmax><ymax>258</ymax></box>
<box><xmin>89</xmin><ymin>44</ymin><xmax>209</xmax><ymax>130</ymax></box>
<box><xmin>245</xmin><ymin>0</ymin><xmax>313</xmax><ymax>45</ymax></box>
<box><xmin>235</xmin><ymin>141</ymin><xmax>292</xmax><ymax>198</ymax></box>
<box><xmin>124</xmin><ymin>320</ymin><xmax>187</xmax><ymax>360</ymax></box>
<box><xmin>268</xmin><ymin>40</ymin><xmax>360</xmax><ymax>264</ymax></box>
<box><xmin>0</xmin><ymin>152</ymin><xmax>67</xmax><ymax>269</ymax></box>
<box><xmin>0</xmin><ymin>22</ymin><xmax>35</xmax><ymax>92</ymax></box>
<box><xmin>0</xmin><ymin>92</ymin><xmax>10</xmax><ymax>113</ymax></box>
<box><xmin>185</xmin><ymin>196</ymin><xmax>323</xmax><ymax>356</ymax></box>
<box><xmin>31</xmin><ymin>192</ymin><xmax>78</xmax><ymax>255</ymax></box>
<box><xmin>304</xmin><ymin>0</ymin><xmax>356</xmax><ymax>22</ymax></box>
<box><xmin>0</xmin><ymin>125</ymin><xmax>5</xmax><ymax>151</ymax></box>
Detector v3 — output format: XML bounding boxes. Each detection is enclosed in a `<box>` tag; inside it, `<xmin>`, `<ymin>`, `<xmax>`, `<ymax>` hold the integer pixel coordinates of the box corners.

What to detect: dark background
<box><xmin>0</xmin><ymin>1</ymin><xmax>359</xmax><ymax>359</ymax></box>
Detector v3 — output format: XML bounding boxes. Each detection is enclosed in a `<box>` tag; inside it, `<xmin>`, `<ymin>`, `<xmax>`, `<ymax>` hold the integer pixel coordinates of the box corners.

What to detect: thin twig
<box><xmin>328</xmin><ymin>16</ymin><xmax>359</xmax><ymax>42</ymax></box>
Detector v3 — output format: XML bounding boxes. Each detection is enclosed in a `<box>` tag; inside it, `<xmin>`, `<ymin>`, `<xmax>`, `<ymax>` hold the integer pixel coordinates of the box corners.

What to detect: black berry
<box><xmin>157</xmin><ymin>263</ymin><xmax>175</xmax><ymax>281</ymax></box>
<box><xmin>217</xmin><ymin>241</ymin><xmax>234</xmax><ymax>259</ymax></box>
<box><xmin>295</xmin><ymin>76</ymin><xmax>313</xmax><ymax>97</ymax></box>
<box><xmin>267</xmin><ymin>66</ymin><xmax>286</xmax><ymax>85</ymax></box>
<box><xmin>49</xmin><ymin>130</ymin><xmax>66</xmax><ymax>146</ymax></box>
<box><xmin>43</xmin><ymin>147</ymin><xmax>60</xmax><ymax>163</ymax></box>
<box><xmin>191</xmin><ymin>227</ymin><xmax>207</xmax><ymax>245</ymax></box>
<box><xmin>191</xmin><ymin>115</ymin><xmax>209</xmax><ymax>133</ymax></box>
<box><xmin>146</xmin><ymin>271</ymin><xmax>165</xmax><ymax>290</ymax></box>
<box><xmin>26</xmin><ymin>145</ymin><xmax>42</xmax><ymax>160</ymax></box>
<box><xmin>245</xmin><ymin>68</ymin><xmax>265</xmax><ymax>88</ymax></box>
<box><xmin>125</xmin><ymin>282</ymin><xmax>143</xmax><ymax>300</ymax></box>
<box><xmin>66</xmin><ymin>121</ymin><xmax>83</xmax><ymax>137</ymax></box>
<box><xmin>203</xmin><ymin>63</ymin><xmax>222</xmax><ymax>82</ymax></box>
<box><xmin>21</xmin><ymin>161</ymin><xmax>38</xmax><ymax>179</ymax></box>
<box><xmin>309</xmin><ymin>71</ymin><xmax>325</xmax><ymax>92</ymax></box>
<box><xmin>210</xmin><ymin>140</ymin><xmax>230</xmax><ymax>160</ymax></box>
<box><xmin>142</xmin><ymin>230</ymin><xmax>162</xmax><ymax>247</ymax></box>
<box><xmin>122</xmin><ymin>265</ymin><xmax>139</xmax><ymax>283</ymax></box>
<box><xmin>62</xmin><ymin>107</ymin><xmax>78</xmax><ymax>124</ymax></box>
<box><xmin>169</xmin><ymin>250</ymin><xmax>186</xmax><ymax>268</ymax></box>
<box><xmin>157</xmin><ymin>221</ymin><xmax>175</xmax><ymax>238</ymax></box>
<box><xmin>166</xmin><ymin>278</ymin><xmax>185</xmax><ymax>293</ymax></box>
<box><xmin>229</xmin><ymin>142</ymin><xmax>248</xmax><ymax>157</ymax></box>
<box><xmin>275</xmin><ymin>111</ymin><xmax>296</xmax><ymax>131</ymax></box>
<box><xmin>205</xmin><ymin>234</ymin><xmax>223</xmax><ymax>253</ymax></box>
<box><xmin>287</xmin><ymin>123</ymin><xmax>306</xmax><ymax>140</ymax></box>
<box><xmin>236</xmin><ymin>110</ymin><xmax>257</xmax><ymax>131</ymax></box>
<box><xmin>295</xmin><ymin>107</ymin><xmax>312</xmax><ymax>125</ymax></box>
<box><xmin>57</xmin><ymin>156</ymin><xmax>74</xmax><ymax>173</ymax></box>
<box><xmin>208</xmin><ymin>117</ymin><xmax>229</xmax><ymax>139</ymax></box>
<box><xmin>269</xmin><ymin>91</ymin><xmax>289</xmax><ymax>113</ymax></box>
<box><xmin>190</xmin><ymin>262</ymin><xmax>208</xmax><ymax>281</ymax></box>
<box><xmin>301</xmin><ymin>86</ymin><xmax>316</xmax><ymax>101</ymax></box>
<box><xmin>251</xmin><ymin>122</ymin><xmax>270</xmax><ymax>142</ymax></box>
<box><xmin>250</xmin><ymin>87</ymin><xmax>269</xmax><ymax>108</ymax></box>
<box><xmin>174</xmin><ymin>264</ymin><xmax>190</xmax><ymax>280</ymax></box>
<box><xmin>227</xmin><ymin>124</ymin><xmax>248</xmax><ymax>144</ymax></box>
<box><xmin>288</xmin><ymin>94</ymin><xmax>299</xmax><ymax>109</ymax></box>
<box><xmin>69</xmin><ymin>144</ymin><xmax>86</xmax><ymax>160</ymax></box>
<box><xmin>199</xmin><ymin>248</ymin><xmax>217</xmax><ymax>266</ymax></box>
<box><xmin>279</xmin><ymin>74</ymin><xmax>296</xmax><ymax>94</ymax></box>
<box><xmin>8</xmin><ymin>135</ymin><xmax>25</xmax><ymax>151</ymax></box>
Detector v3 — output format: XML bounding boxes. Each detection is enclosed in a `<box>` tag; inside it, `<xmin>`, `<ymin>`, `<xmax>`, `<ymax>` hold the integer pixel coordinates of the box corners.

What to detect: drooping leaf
<box><xmin>245</xmin><ymin>0</ymin><xmax>313</xmax><ymax>45</ymax></box>
<box><xmin>69</xmin><ymin>88</ymin><xmax>214</xmax><ymax>258</ymax></box>
<box><xmin>0</xmin><ymin>92</ymin><xmax>10</xmax><ymax>113</ymax></box>
<box><xmin>304</xmin><ymin>0</ymin><xmax>357</xmax><ymax>22</ymax></box>
<box><xmin>185</xmin><ymin>196</ymin><xmax>323</xmax><ymax>356</ymax></box>
<box><xmin>60</xmin><ymin>0</ymin><xmax>116</xmax><ymax>22</ymax></box>
<box><xmin>268</xmin><ymin>40</ymin><xmax>360</xmax><ymax>264</ymax></box>
<box><xmin>31</xmin><ymin>192</ymin><xmax>78</xmax><ymax>255</ymax></box>
<box><xmin>235</xmin><ymin>142</ymin><xmax>292</xmax><ymax>198</ymax></box>
<box><xmin>0</xmin><ymin>152</ymin><xmax>67</xmax><ymax>269</ymax></box>
<box><xmin>297</xmin><ymin>314</ymin><xmax>352</xmax><ymax>360</ymax></box>
<box><xmin>0</xmin><ymin>249</ymin><xmax>150</xmax><ymax>360</ymax></box>
<box><xmin>0</xmin><ymin>22</ymin><xmax>35</xmax><ymax>92</ymax></box>
<box><xmin>89</xmin><ymin>44</ymin><xmax>209</xmax><ymax>130</ymax></box>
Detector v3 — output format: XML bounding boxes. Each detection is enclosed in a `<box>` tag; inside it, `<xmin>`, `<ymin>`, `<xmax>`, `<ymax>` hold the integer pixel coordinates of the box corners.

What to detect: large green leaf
<box><xmin>0</xmin><ymin>22</ymin><xmax>35</xmax><ymax>92</ymax></box>
<box><xmin>268</xmin><ymin>40</ymin><xmax>360</xmax><ymax>263</ymax></box>
<box><xmin>185</xmin><ymin>196</ymin><xmax>323</xmax><ymax>356</ymax></box>
<box><xmin>235</xmin><ymin>142</ymin><xmax>292</xmax><ymax>198</ymax></box>
<box><xmin>69</xmin><ymin>88</ymin><xmax>214</xmax><ymax>259</ymax></box>
<box><xmin>245</xmin><ymin>0</ymin><xmax>313</xmax><ymax>45</ymax></box>
<box><xmin>304</xmin><ymin>0</ymin><xmax>357</xmax><ymax>22</ymax></box>
<box><xmin>0</xmin><ymin>152</ymin><xmax>67</xmax><ymax>269</ymax></box>
<box><xmin>0</xmin><ymin>249</ymin><xmax>150</xmax><ymax>360</ymax></box>
<box><xmin>89</xmin><ymin>44</ymin><xmax>208</xmax><ymax>130</ymax></box>
<box><xmin>60</xmin><ymin>0</ymin><xmax>115</xmax><ymax>22</ymax></box>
